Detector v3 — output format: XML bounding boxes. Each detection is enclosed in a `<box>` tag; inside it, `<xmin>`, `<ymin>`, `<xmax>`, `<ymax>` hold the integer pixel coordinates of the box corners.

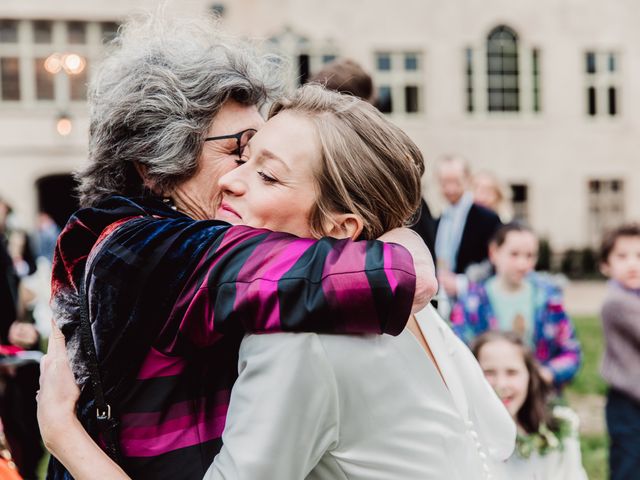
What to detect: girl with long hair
<box><xmin>473</xmin><ymin>331</ymin><xmax>587</xmax><ymax>479</ymax></box>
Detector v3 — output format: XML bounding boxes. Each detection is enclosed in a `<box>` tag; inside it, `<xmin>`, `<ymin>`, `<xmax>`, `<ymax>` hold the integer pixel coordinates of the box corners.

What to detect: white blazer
<box><xmin>206</xmin><ymin>305</ymin><xmax>516</xmax><ymax>480</ymax></box>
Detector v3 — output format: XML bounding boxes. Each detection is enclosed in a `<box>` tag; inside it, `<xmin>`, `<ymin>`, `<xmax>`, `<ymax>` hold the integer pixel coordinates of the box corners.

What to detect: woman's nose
<box><xmin>218</xmin><ymin>166</ymin><xmax>246</xmax><ymax>195</ymax></box>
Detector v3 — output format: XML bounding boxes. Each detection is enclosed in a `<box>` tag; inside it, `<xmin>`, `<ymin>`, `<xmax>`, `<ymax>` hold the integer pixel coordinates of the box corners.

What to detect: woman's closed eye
<box><xmin>233</xmin><ymin>157</ymin><xmax>278</xmax><ymax>184</ymax></box>
<box><xmin>258</xmin><ymin>170</ymin><xmax>278</xmax><ymax>184</ymax></box>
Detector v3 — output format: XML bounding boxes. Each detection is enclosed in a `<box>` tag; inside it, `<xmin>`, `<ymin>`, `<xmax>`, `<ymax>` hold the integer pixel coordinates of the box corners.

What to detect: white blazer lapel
<box><xmin>415</xmin><ymin>305</ymin><xmax>470</xmax><ymax>421</ymax></box>
<box><xmin>416</xmin><ymin>306</ymin><xmax>517</xmax><ymax>462</ymax></box>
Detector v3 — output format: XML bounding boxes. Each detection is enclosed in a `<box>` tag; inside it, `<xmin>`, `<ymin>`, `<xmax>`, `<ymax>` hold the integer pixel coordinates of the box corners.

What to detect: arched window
<box><xmin>487</xmin><ymin>25</ymin><xmax>519</xmax><ymax>112</ymax></box>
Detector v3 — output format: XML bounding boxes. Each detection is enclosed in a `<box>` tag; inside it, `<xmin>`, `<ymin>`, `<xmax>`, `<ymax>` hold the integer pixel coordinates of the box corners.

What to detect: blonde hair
<box><xmin>269</xmin><ymin>84</ymin><xmax>424</xmax><ymax>240</ymax></box>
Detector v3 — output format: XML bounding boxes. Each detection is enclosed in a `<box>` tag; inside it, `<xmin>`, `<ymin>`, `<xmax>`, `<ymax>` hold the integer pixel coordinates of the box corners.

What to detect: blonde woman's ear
<box><xmin>324</xmin><ymin>214</ymin><xmax>364</xmax><ymax>240</ymax></box>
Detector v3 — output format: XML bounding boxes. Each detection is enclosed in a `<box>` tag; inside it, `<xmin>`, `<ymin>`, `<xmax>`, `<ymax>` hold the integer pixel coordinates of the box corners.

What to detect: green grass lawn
<box><xmin>581</xmin><ymin>434</ymin><xmax>608</xmax><ymax>480</ymax></box>
<box><xmin>569</xmin><ymin>315</ymin><xmax>609</xmax><ymax>480</ymax></box>
<box><xmin>568</xmin><ymin>315</ymin><xmax>607</xmax><ymax>397</ymax></box>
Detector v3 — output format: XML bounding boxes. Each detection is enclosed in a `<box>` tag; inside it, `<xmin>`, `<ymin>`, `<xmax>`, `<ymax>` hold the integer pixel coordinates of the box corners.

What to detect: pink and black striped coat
<box><xmin>48</xmin><ymin>195</ymin><xmax>416</xmax><ymax>480</ymax></box>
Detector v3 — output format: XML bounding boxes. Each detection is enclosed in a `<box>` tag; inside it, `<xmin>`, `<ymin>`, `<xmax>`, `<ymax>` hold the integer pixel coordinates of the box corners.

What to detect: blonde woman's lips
<box><xmin>218</xmin><ymin>202</ymin><xmax>242</xmax><ymax>220</ymax></box>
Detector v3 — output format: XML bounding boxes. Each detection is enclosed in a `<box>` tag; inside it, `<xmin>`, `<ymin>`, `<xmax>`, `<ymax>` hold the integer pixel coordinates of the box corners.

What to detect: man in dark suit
<box><xmin>435</xmin><ymin>155</ymin><xmax>501</xmax><ymax>299</ymax></box>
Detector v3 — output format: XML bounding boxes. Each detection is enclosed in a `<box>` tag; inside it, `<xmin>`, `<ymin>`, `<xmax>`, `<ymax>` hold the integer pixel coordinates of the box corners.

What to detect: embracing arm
<box><xmin>205</xmin><ymin>333</ymin><xmax>339</xmax><ymax>480</ymax></box>
<box><xmin>45</xmin><ymin>417</ymin><xmax>129</xmax><ymax>480</ymax></box>
<box><xmin>38</xmin><ymin>326</ymin><xmax>339</xmax><ymax>480</ymax></box>
<box><xmin>379</xmin><ymin>227</ymin><xmax>437</xmax><ymax>314</ymax></box>
<box><xmin>155</xmin><ymin>223</ymin><xmax>430</xmax><ymax>352</ymax></box>
<box><xmin>37</xmin><ymin>324</ymin><xmax>130</xmax><ymax>480</ymax></box>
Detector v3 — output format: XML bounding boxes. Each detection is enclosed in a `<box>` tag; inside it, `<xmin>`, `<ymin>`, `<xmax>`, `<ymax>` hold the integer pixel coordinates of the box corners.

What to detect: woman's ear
<box><xmin>134</xmin><ymin>162</ymin><xmax>162</xmax><ymax>195</ymax></box>
<box><xmin>324</xmin><ymin>213</ymin><xmax>364</xmax><ymax>240</ymax></box>
<box><xmin>600</xmin><ymin>261</ymin><xmax>610</xmax><ymax>277</ymax></box>
<box><xmin>134</xmin><ymin>162</ymin><xmax>148</xmax><ymax>182</ymax></box>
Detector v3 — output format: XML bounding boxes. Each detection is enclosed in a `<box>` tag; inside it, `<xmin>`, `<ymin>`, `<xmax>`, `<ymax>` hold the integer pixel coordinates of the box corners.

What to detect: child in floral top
<box><xmin>473</xmin><ymin>331</ymin><xmax>587</xmax><ymax>480</ymax></box>
<box><xmin>450</xmin><ymin>223</ymin><xmax>581</xmax><ymax>386</ymax></box>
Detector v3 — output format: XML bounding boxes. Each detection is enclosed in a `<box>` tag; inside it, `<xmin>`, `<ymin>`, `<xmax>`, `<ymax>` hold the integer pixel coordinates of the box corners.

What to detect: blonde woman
<box><xmin>39</xmin><ymin>85</ymin><xmax>515</xmax><ymax>480</ymax></box>
<box><xmin>472</xmin><ymin>170</ymin><xmax>512</xmax><ymax>223</ymax></box>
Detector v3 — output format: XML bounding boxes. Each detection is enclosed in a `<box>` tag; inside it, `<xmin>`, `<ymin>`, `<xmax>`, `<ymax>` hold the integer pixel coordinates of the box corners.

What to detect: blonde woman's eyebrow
<box><xmin>256</xmin><ymin>149</ymin><xmax>291</xmax><ymax>172</ymax></box>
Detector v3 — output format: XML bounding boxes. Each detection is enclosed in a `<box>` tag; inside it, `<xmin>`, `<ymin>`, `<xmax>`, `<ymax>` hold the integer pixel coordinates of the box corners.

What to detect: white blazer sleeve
<box><xmin>204</xmin><ymin>332</ymin><xmax>339</xmax><ymax>480</ymax></box>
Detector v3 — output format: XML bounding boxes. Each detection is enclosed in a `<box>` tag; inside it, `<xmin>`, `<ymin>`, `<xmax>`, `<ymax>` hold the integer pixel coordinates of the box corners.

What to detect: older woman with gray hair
<box><xmin>43</xmin><ymin>13</ymin><xmax>435</xmax><ymax>480</ymax></box>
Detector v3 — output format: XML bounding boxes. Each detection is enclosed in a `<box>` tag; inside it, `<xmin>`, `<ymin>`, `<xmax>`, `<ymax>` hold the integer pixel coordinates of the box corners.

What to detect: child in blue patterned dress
<box><xmin>451</xmin><ymin>223</ymin><xmax>581</xmax><ymax>387</ymax></box>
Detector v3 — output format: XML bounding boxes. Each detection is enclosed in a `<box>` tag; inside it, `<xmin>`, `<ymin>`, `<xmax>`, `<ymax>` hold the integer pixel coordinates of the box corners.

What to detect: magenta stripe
<box><xmin>122</xmin><ymin>404</ymin><xmax>228</xmax><ymax>439</ymax></box>
<box><xmin>322</xmin><ymin>241</ymin><xmax>378</xmax><ymax>332</ymax></box>
<box><xmin>120</xmin><ymin>394</ymin><xmax>230</xmax><ymax>457</ymax></box>
<box><xmin>121</xmin><ymin>393</ymin><xmax>230</xmax><ymax>428</ymax></box>
<box><xmin>136</xmin><ymin>347</ymin><xmax>186</xmax><ymax>380</ymax></box>
<box><xmin>121</xmin><ymin>406</ymin><xmax>227</xmax><ymax>457</ymax></box>
<box><xmin>215</xmin><ymin>225</ymin><xmax>267</xmax><ymax>253</ymax></box>
<box><xmin>234</xmin><ymin>235</ymin><xmax>314</xmax><ymax>331</ymax></box>
<box><xmin>178</xmin><ymin>288</ymin><xmax>221</xmax><ymax>347</ymax></box>
<box><xmin>164</xmin><ymin>226</ymin><xmax>268</xmax><ymax>347</ymax></box>
<box><xmin>383</xmin><ymin>243</ymin><xmax>400</xmax><ymax>293</ymax></box>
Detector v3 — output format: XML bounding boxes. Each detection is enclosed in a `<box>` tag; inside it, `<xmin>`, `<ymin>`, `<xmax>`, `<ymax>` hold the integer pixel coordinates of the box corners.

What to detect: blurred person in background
<box><xmin>599</xmin><ymin>224</ymin><xmax>640</xmax><ymax>480</ymax></box>
<box><xmin>434</xmin><ymin>156</ymin><xmax>501</xmax><ymax>314</ymax></box>
<box><xmin>451</xmin><ymin>223</ymin><xmax>581</xmax><ymax>388</ymax></box>
<box><xmin>473</xmin><ymin>331</ymin><xmax>587</xmax><ymax>480</ymax></box>
<box><xmin>307</xmin><ymin>58</ymin><xmax>374</xmax><ymax>102</ymax></box>
<box><xmin>308</xmin><ymin>58</ymin><xmax>437</xmax><ymax>253</ymax></box>
<box><xmin>0</xmin><ymin>342</ymin><xmax>41</xmax><ymax>480</ymax></box>
<box><xmin>39</xmin><ymin>12</ymin><xmax>435</xmax><ymax>480</ymax></box>
<box><xmin>472</xmin><ymin>170</ymin><xmax>512</xmax><ymax>223</ymax></box>
<box><xmin>33</xmin><ymin>213</ymin><xmax>60</xmax><ymax>263</ymax></box>
<box><xmin>0</xmin><ymin>198</ymin><xmax>42</xmax><ymax>480</ymax></box>
<box><xmin>0</xmin><ymin>222</ymin><xmax>17</xmax><ymax>345</ymax></box>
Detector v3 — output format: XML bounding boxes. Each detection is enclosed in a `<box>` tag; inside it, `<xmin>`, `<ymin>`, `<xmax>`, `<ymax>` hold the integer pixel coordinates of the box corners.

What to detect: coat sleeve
<box><xmin>152</xmin><ymin>223</ymin><xmax>416</xmax><ymax>353</ymax></box>
<box><xmin>204</xmin><ymin>333</ymin><xmax>339</xmax><ymax>480</ymax></box>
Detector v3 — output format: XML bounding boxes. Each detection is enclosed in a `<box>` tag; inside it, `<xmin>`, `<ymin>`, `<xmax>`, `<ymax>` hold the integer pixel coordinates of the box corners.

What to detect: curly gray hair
<box><xmin>77</xmin><ymin>13</ymin><xmax>284</xmax><ymax>207</ymax></box>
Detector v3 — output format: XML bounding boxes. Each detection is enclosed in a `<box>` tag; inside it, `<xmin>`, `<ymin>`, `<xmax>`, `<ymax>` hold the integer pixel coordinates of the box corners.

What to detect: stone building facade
<box><xmin>0</xmin><ymin>0</ymin><xmax>638</xmax><ymax>250</ymax></box>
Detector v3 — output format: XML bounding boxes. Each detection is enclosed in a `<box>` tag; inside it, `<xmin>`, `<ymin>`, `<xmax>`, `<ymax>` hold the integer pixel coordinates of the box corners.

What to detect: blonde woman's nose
<box><xmin>218</xmin><ymin>168</ymin><xmax>246</xmax><ymax>195</ymax></box>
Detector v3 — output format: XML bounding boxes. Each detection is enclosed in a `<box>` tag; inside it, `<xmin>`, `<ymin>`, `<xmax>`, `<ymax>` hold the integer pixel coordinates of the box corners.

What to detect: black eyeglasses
<box><xmin>204</xmin><ymin>128</ymin><xmax>257</xmax><ymax>160</ymax></box>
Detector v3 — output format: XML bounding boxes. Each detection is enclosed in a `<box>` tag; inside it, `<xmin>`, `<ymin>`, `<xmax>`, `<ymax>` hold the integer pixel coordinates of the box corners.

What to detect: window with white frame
<box><xmin>0</xmin><ymin>18</ymin><xmax>119</xmax><ymax>106</ymax></box>
<box><xmin>0</xmin><ymin>57</ymin><xmax>20</xmax><ymax>101</ymax></box>
<box><xmin>465</xmin><ymin>26</ymin><xmax>541</xmax><ymax>114</ymax></box>
<box><xmin>267</xmin><ymin>29</ymin><xmax>338</xmax><ymax>88</ymax></box>
<box><xmin>587</xmin><ymin>179</ymin><xmax>625</xmax><ymax>247</ymax></box>
<box><xmin>465</xmin><ymin>48</ymin><xmax>474</xmax><ymax>112</ymax></box>
<box><xmin>294</xmin><ymin>51</ymin><xmax>339</xmax><ymax>85</ymax></box>
<box><xmin>510</xmin><ymin>183</ymin><xmax>529</xmax><ymax>223</ymax></box>
<box><xmin>487</xmin><ymin>26</ymin><xmax>519</xmax><ymax>112</ymax></box>
<box><xmin>532</xmin><ymin>48</ymin><xmax>541</xmax><ymax>112</ymax></box>
<box><xmin>0</xmin><ymin>20</ymin><xmax>20</xmax><ymax>101</ymax></box>
<box><xmin>100</xmin><ymin>22</ymin><xmax>119</xmax><ymax>44</ymax></box>
<box><xmin>374</xmin><ymin>51</ymin><xmax>423</xmax><ymax>115</ymax></box>
<box><xmin>585</xmin><ymin>51</ymin><xmax>620</xmax><ymax>117</ymax></box>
